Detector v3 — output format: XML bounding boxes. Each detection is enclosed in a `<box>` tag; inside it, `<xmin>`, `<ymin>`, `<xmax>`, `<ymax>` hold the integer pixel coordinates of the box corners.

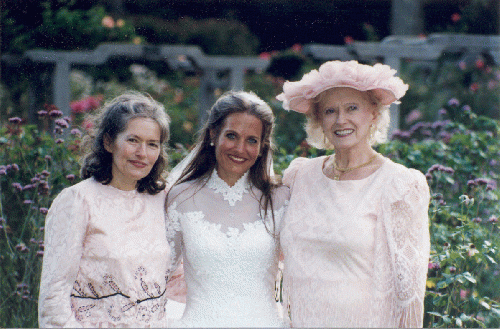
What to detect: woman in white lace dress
<box><xmin>38</xmin><ymin>92</ymin><xmax>175</xmax><ymax>327</ymax></box>
<box><xmin>276</xmin><ymin>60</ymin><xmax>430</xmax><ymax>327</ymax></box>
<box><xmin>165</xmin><ymin>91</ymin><xmax>289</xmax><ymax>327</ymax></box>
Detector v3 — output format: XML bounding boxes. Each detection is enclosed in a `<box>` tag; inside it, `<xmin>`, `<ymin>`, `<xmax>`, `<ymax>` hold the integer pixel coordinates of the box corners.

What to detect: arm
<box><xmin>38</xmin><ymin>188</ymin><xmax>88</xmax><ymax>328</ymax></box>
<box><xmin>382</xmin><ymin>170</ymin><xmax>430</xmax><ymax>328</ymax></box>
<box><xmin>164</xmin><ymin>200</ymin><xmax>186</xmax><ymax>303</ymax></box>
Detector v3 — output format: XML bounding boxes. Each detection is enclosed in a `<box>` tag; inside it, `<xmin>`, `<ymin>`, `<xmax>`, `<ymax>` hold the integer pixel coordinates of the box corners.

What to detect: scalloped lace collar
<box><xmin>207</xmin><ymin>170</ymin><xmax>250</xmax><ymax>206</ymax></box>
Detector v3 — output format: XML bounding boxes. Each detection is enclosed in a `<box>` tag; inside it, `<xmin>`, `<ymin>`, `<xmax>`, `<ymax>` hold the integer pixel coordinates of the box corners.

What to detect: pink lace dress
<box><xmin>281</xmin><ymin>156</ymin><xmax>430</xmax><ymax>328</ymax></box>
<box><xmin>38</xmin><ymin>178</ymin><xmax>171</xmax><ymax>328</ymax></box>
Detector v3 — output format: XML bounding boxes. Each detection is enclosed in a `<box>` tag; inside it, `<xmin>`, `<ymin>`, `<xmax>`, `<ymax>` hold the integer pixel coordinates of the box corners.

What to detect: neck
<box><xmin>334</xmin><ymin>146</ymin><xmax>376</xmax><ymax>169</ymax></box>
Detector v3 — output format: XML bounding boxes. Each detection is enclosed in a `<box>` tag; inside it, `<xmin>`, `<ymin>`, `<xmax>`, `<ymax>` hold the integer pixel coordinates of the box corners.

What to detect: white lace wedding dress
<box><xmin>165</xmin><ymin>170</ymin><xmax>289</xmax><ymax>327</ymax></box>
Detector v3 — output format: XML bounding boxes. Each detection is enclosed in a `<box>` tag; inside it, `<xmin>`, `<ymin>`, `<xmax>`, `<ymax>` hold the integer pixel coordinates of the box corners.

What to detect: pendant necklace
<box><xmin>332</xmin><ymin>154</ymin><xmax>377</xmax><ymax>181</ymax></box>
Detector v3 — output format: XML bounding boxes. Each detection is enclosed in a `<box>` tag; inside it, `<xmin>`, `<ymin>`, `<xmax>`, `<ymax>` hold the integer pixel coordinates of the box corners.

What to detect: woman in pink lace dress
<box><xmin>276</xmin><ymin>60</ymin><xmax>430</xmax><ymax>327</ymax></box>
<box><xmin>38</xmin><ymin>92</ymin><xmax>174</xmax><ymax>327</ymax></box>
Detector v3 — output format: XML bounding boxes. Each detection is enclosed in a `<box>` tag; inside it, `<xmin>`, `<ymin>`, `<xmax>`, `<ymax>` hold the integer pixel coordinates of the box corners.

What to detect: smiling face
<box><xmin>318</xmin><ymin>87</ymin><xmax>379</xmax><ymax>152</ymax></box>
<box><xmin>211</xmin><ymin>112</ymin><xmax>263</xmax><ymax>186</ymax></box>
<box><xmin>104</xmin><ymin>117</ymin><xmax>161</xmax><ymax>191</ymax></box>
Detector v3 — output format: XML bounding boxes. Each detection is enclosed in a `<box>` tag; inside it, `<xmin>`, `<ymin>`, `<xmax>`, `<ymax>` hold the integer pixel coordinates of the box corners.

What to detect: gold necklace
<box><xmin>332</xmin><ymin>154</ymin><xmax>377</xmax><ymax>180</ymax></box>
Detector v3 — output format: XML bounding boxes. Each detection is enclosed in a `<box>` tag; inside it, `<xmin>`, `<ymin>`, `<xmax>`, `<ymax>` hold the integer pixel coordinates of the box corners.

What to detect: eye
<box><xmin>127</xmin><ymin>137</ymin><xmax>138</xmax><ymax>143</ymax></box>
<box><xmin>324</xmin><ymin>108</ymin><xmax>336</xmax><ymax>115</ymax></box>
<box><xmin>247</xmin><ymin>137</ymin><xmax>259</xmax><ymax>144</ymax></box>
<box><xmin>148</xmin><ymin>142</ymin><xmax>160</xmax><ymax>148</ymax></box>
<box><xmin>347</xmin><ymin>105</ymin><xmax>358</xmax><ymax>111</ymax></box>
<box><xmin>225</xmin><ymin>132</ymin><xmax>236</xmax><ymax>140</ymax></box>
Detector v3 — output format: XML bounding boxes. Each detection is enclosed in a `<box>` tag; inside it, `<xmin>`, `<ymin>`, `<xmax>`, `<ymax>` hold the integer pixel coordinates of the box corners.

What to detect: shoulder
<box><xmin>283</xmin><ymin>156</ymin><xmax>326</xmax><ymax>186</ymax></box>
<box><xmin>381</xmin><ymin>158</ymin><xmax>430</xmax><ymax>203</ymax></box>
<box><xmin>51</xmin><ymin>178</ymin><xmax>95</xmax><ymax>204</ymax></box>
<box><xmin>166</xmin><ymin>180</ymin><xmax>200</xmax><ymax>207</ymax></box>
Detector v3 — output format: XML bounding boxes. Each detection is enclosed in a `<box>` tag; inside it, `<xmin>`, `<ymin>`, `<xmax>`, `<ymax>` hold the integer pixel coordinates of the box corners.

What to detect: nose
<box><xmin>235</xmin><ymin>139</ymin><xmax>245</xmax><ymax>153</ymax></box>
<box><xmin>135</xmin><ymin>143</ymin><xmax>147</xmax><ymax>158</ymax></box>
<box><xmin>336</xmin><ymin>110</ymin><xmax>347</xmax><ymax>124</ymax></box>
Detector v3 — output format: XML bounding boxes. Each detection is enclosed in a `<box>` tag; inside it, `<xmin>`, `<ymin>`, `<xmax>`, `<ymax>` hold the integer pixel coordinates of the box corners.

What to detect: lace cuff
<box><xmin>38</xmin><ymin>187</ymin><xmax>88</xmax><ymax>328</ymax></box>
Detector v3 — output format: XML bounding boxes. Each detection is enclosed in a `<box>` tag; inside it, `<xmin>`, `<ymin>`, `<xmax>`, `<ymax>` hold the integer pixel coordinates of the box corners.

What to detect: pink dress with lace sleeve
<box><xmin>280</xmin><ymin>156</ymin><xmax>430</xmax><ymax>328</ymax></box>
<box><xmin>38</xmin><ymin>178</ymin><xmax>172</xmax><ymax>328</ymax></box>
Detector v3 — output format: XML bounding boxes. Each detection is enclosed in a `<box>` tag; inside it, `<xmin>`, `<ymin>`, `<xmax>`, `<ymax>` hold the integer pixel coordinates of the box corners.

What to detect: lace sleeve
<box><xmin>165</xmin><ymin>201</ymin><xmax>183</xmax><ymax>278</ymax></box>
<box><xmin>38</xmin><ymin>187</ymin><xmax>88</xmax><ymax>328</ymax></box>
<box><xmin>380</xmin><ymin>169</ymin><xmax>430</xmax><ymax>328</ymax></box>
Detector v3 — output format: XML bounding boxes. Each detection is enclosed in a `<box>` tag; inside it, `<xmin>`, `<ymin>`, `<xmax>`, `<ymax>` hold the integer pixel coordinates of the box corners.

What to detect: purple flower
<box><xmin>405</xmin><ymin>109</ymin><xmax>423</xmax><ymax>124</ymax></box>
<box><xmin>438</xmin><ymin>108</ymin><xmax>447</xmax><ymax>116</ymax></box>
<box><xmin>0</xmin><ymin>217</ymin><xmax>5</xmax><ymax>223</ymax></box>
<box><xmin>37</xmin><ymin>110</ymin><xmax>48</xmax><ymax>117</ymax></box>
<box><xmin>41</xmin><ymin>170</ymin><xmax>50</xmax><ymax>177</ymax></box>
<box><xmin>472</xmin><ymin>217</ymin><xmax>482</xmax><ymax>223</ymax></box>
<box><xmin>0</xmin><ymin>169</ymin><xmax>6</xmax><ymax>176</ymax></box>
<box><xmin>63</xmin><ymin>116</ymin><xmax>72</xmax><ymax>124</ymax></box>
<box><xmin>447</xmin><ymin>98</ymin><xmax>460</xmax><ymax>106</ymax></box>
<box><xmin>488</xmin><ymin>216</ymin><xmax>498</xmax><ymax>223</ymax></box>
<box><xmin>55</xmin><ymin>138</ymin><xmax>64</xmax><ymax>144</ymax></box>
<box><xmin>70</xmin><ymin>128</ymin><xmax>82</xmax><ymax>137</ymax></box>
<box><xmin>31</xmin><ymin>177</ymin><xmax>40</xmax><ymax>183</ymax></box>
<box><xmin>462</xmin><ymin>105</ymin><xmax>472</xmax><ymax>112</ymax></box>
<box><xmin>8</xmin><ymin>117</ymin><xmax>22</xmax><ymax>124</ymax></box>
<box><xmin>449</xmin><ymin>266</ymin><xmax>456</xmax><ymax>273</ymax></box>
<box><xmin>44</xmin><ymin>155</ymin><xmax>52</xmax><ymax>162</ymax></box>
<box><xmin>49</xmin><ymin>110</ymin><xmax>63</xmax><ymax>118</ymax></box>
<box><xmin>39</xmin><ymin>208</ymin><xmax>49</xmax><ymax>214</ymax></box>
<box><xmin>66</xmin><ymin>174</ymin><xmax>76</xmax><ymax>181</ymax></box>
<box><xmin>54</xmin><ymin>118</ymin><xmax>69</xmax><ymax>128</ymax></box>
<box><xmin>23</xmin><ymin>200</ymin><xmax>33</xmax><ymax>204</ymax></box>
<box><xmin>36</xmin><ymin>251</ymin><xmax>44</xmax><ymax>257</ymax></box>
<box><xmin>22</xmin><ymin>184</ymin><xmax>34</xmax><ymax>191</ymax></box>
<box><xmin>11</xmin><ymin>183</ymin><xmax>23</xmax><ymax>191</ymax></box>
<box><xmin>467</xmin><ymin>180</ymin><xmax>477</xmax><ymax>187</ymax></box>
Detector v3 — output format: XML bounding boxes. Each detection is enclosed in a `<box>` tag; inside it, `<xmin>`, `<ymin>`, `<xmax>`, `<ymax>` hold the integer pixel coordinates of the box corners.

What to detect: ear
<box><xmin>209</xmin><ymin>129</ymin><xmax>216</xmax><ymax>144</ymax></box>
<box><xmin>103</xmin><ymin>134</ymin><xmax>113</xmax><ymax>153</ymax></box>
<box><xmin>370</xmin><ymin>106</ymin><xmax>380</xmax><ymax>124</ymax></box>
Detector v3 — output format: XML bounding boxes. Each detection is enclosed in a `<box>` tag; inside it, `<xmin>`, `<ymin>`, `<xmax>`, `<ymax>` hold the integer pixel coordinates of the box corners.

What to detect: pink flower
<box><xmin>475</xmin><ymin>59</ymin><xmax>484</xmax><ymax>69</ymax></box>
<box><xmin>291</xmin><ymin>43</ymin><xmax>302</xmax><ymax>53</ymax></box>
<box><xmin>470</xmin><ymin>83</ymin><xmax>479</xmax><ymax>92</ymax></box>
<box><xmin>460</xmin><ymin>289</ymin><xmax>468</xmax><ymax>300</ymax></box>
<box><xmin>405</xmin><ymin>109</ymin><xmax>423</xmax><ymax>124</ymax></box>
<box><xmin>102</xmin><ymin>16</ymin><xmax>115</xmax><ymax>28</ymax></box>
<box><xmin>458</xmin><ymin>61</ymin><xmax>467</xmax><ymax>70</ymax></box>
<box><xmin>259</xmin><ymin>52</ymin><xmax>271</xmax><ymax>60</ymax></box>
<box><xmin>344</xmin><ymin>36</ymin><xmax>354</xmax><ymax>45</ymax></box>
<box><xmin>451</xmin><ymin>13</ymin><xmax>461</xmax><ymax>23</ymax></box>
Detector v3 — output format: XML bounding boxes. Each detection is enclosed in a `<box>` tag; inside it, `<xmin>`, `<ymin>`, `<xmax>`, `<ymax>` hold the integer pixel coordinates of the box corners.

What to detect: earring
<box><xmin>210</xmin><ymin>142</ymin><xmax>214</xmax><ymax>146</ymax></box>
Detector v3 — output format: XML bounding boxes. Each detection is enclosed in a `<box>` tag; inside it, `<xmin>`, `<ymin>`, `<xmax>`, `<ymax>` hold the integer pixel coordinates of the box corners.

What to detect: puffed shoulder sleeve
<box><xmin>38</xmin><ymin>187</ymin><xmax>89</xmax><ymax>328</ymax></box>
<box><xmin>379</xmin><ymin>168</ymin><xmax>430</xmax><ymax>328</ymax></box>
<box><xmin>282</xmin><ymin>157</ymin><xmax>308</xmax><ymax>190</ymax></box>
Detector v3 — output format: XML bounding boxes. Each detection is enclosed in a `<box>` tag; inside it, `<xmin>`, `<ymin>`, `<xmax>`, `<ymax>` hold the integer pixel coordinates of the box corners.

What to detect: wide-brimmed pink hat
<box><xmin>276</xmin><ymin>60</ymin><xmax>409</xmax><ymax>115</ymax></box>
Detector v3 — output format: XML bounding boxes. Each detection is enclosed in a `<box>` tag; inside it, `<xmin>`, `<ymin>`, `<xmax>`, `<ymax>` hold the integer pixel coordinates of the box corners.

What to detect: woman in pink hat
<box><xmin>276</xmin><ymin>60</ymin><xmax>430</xmax><ymax>328</ymax></box>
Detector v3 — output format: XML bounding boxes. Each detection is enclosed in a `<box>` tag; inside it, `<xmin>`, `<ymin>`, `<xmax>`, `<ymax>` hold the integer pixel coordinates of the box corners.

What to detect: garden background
<box><xmin>1</xmin><ymin>0</ymin><xmax>500</xmax><ymax>327</ymax></box>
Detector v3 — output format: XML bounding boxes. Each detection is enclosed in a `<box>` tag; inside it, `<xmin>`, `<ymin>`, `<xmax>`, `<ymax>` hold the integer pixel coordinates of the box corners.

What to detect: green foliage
<box><xmin>132</xmin><ymin>16</ymin><xmax>260</xmax><ymax>56</ymax></box>
<box><xmin>3</xmin><ymin>1</ymin><xmax>137</xmax><ymax>53</ymax></box>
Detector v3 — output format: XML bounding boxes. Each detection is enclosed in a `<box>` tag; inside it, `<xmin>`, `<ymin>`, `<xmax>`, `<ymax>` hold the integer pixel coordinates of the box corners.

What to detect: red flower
<box><xmin>470</xmin><ymin>83</ymin><xmax>480</xmax><ymax>92</ymax></box>
<box><xmin>344</xmin><ymin>36</ymin><xmax>354</xmax><ymax>45</ymax></box>
<box><xmin>475</xmin><ymin>59</ymin><xmax>484</xmax><ymax>69</ymax></box>
<box><xmin>451</xmin><ymin>13</ymin><xmax>461</xmax><ymax>23</ymax></box>
<box><xmin>259</xmin><ymin>52</ymin><xmax>271</xmax><ymax>60</ymax></box>
<box><xmin>291</xmin><ymin>43</ymin><xmax>302</xmax><ymax>53</ymax></box>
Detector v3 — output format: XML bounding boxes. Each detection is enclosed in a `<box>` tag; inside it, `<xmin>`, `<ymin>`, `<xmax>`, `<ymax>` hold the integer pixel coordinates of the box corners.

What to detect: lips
<box><xmin>129</xmin><ymin>160</ymin><xmax>147</xmax><ymax>168</ymax></box>
<box><xmin>228</xmin><ymin>154</ymin><xmax>246</xmax><ymax>163</ymax></box>
<box><xmin>334</xmin><ymin>128</ymin><xmax>354</xmax><ymax>137</ymax></box>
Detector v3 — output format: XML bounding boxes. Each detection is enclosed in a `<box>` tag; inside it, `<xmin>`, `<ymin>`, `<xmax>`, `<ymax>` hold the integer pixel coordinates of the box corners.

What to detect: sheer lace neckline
<box><xmin>207</xmin><ymin>170</ymin><xmax>250</xmax><ymax>206</ymax></box>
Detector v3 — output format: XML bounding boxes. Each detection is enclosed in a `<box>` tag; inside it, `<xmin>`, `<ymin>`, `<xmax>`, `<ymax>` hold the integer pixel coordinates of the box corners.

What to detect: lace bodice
<box><xmin>281</xmin><ymin>156</ymin><xmax>430</xmax><ymax>328</ymax></box>
<box><xmin>38</xmin><ymin>178</ymin><xmax>171</xmax><ymax>328</ymax></box>
<box><xmin>165</xmin><ymin>170</ymin><xmax>289</xmax><ymax>327</ymax></box>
